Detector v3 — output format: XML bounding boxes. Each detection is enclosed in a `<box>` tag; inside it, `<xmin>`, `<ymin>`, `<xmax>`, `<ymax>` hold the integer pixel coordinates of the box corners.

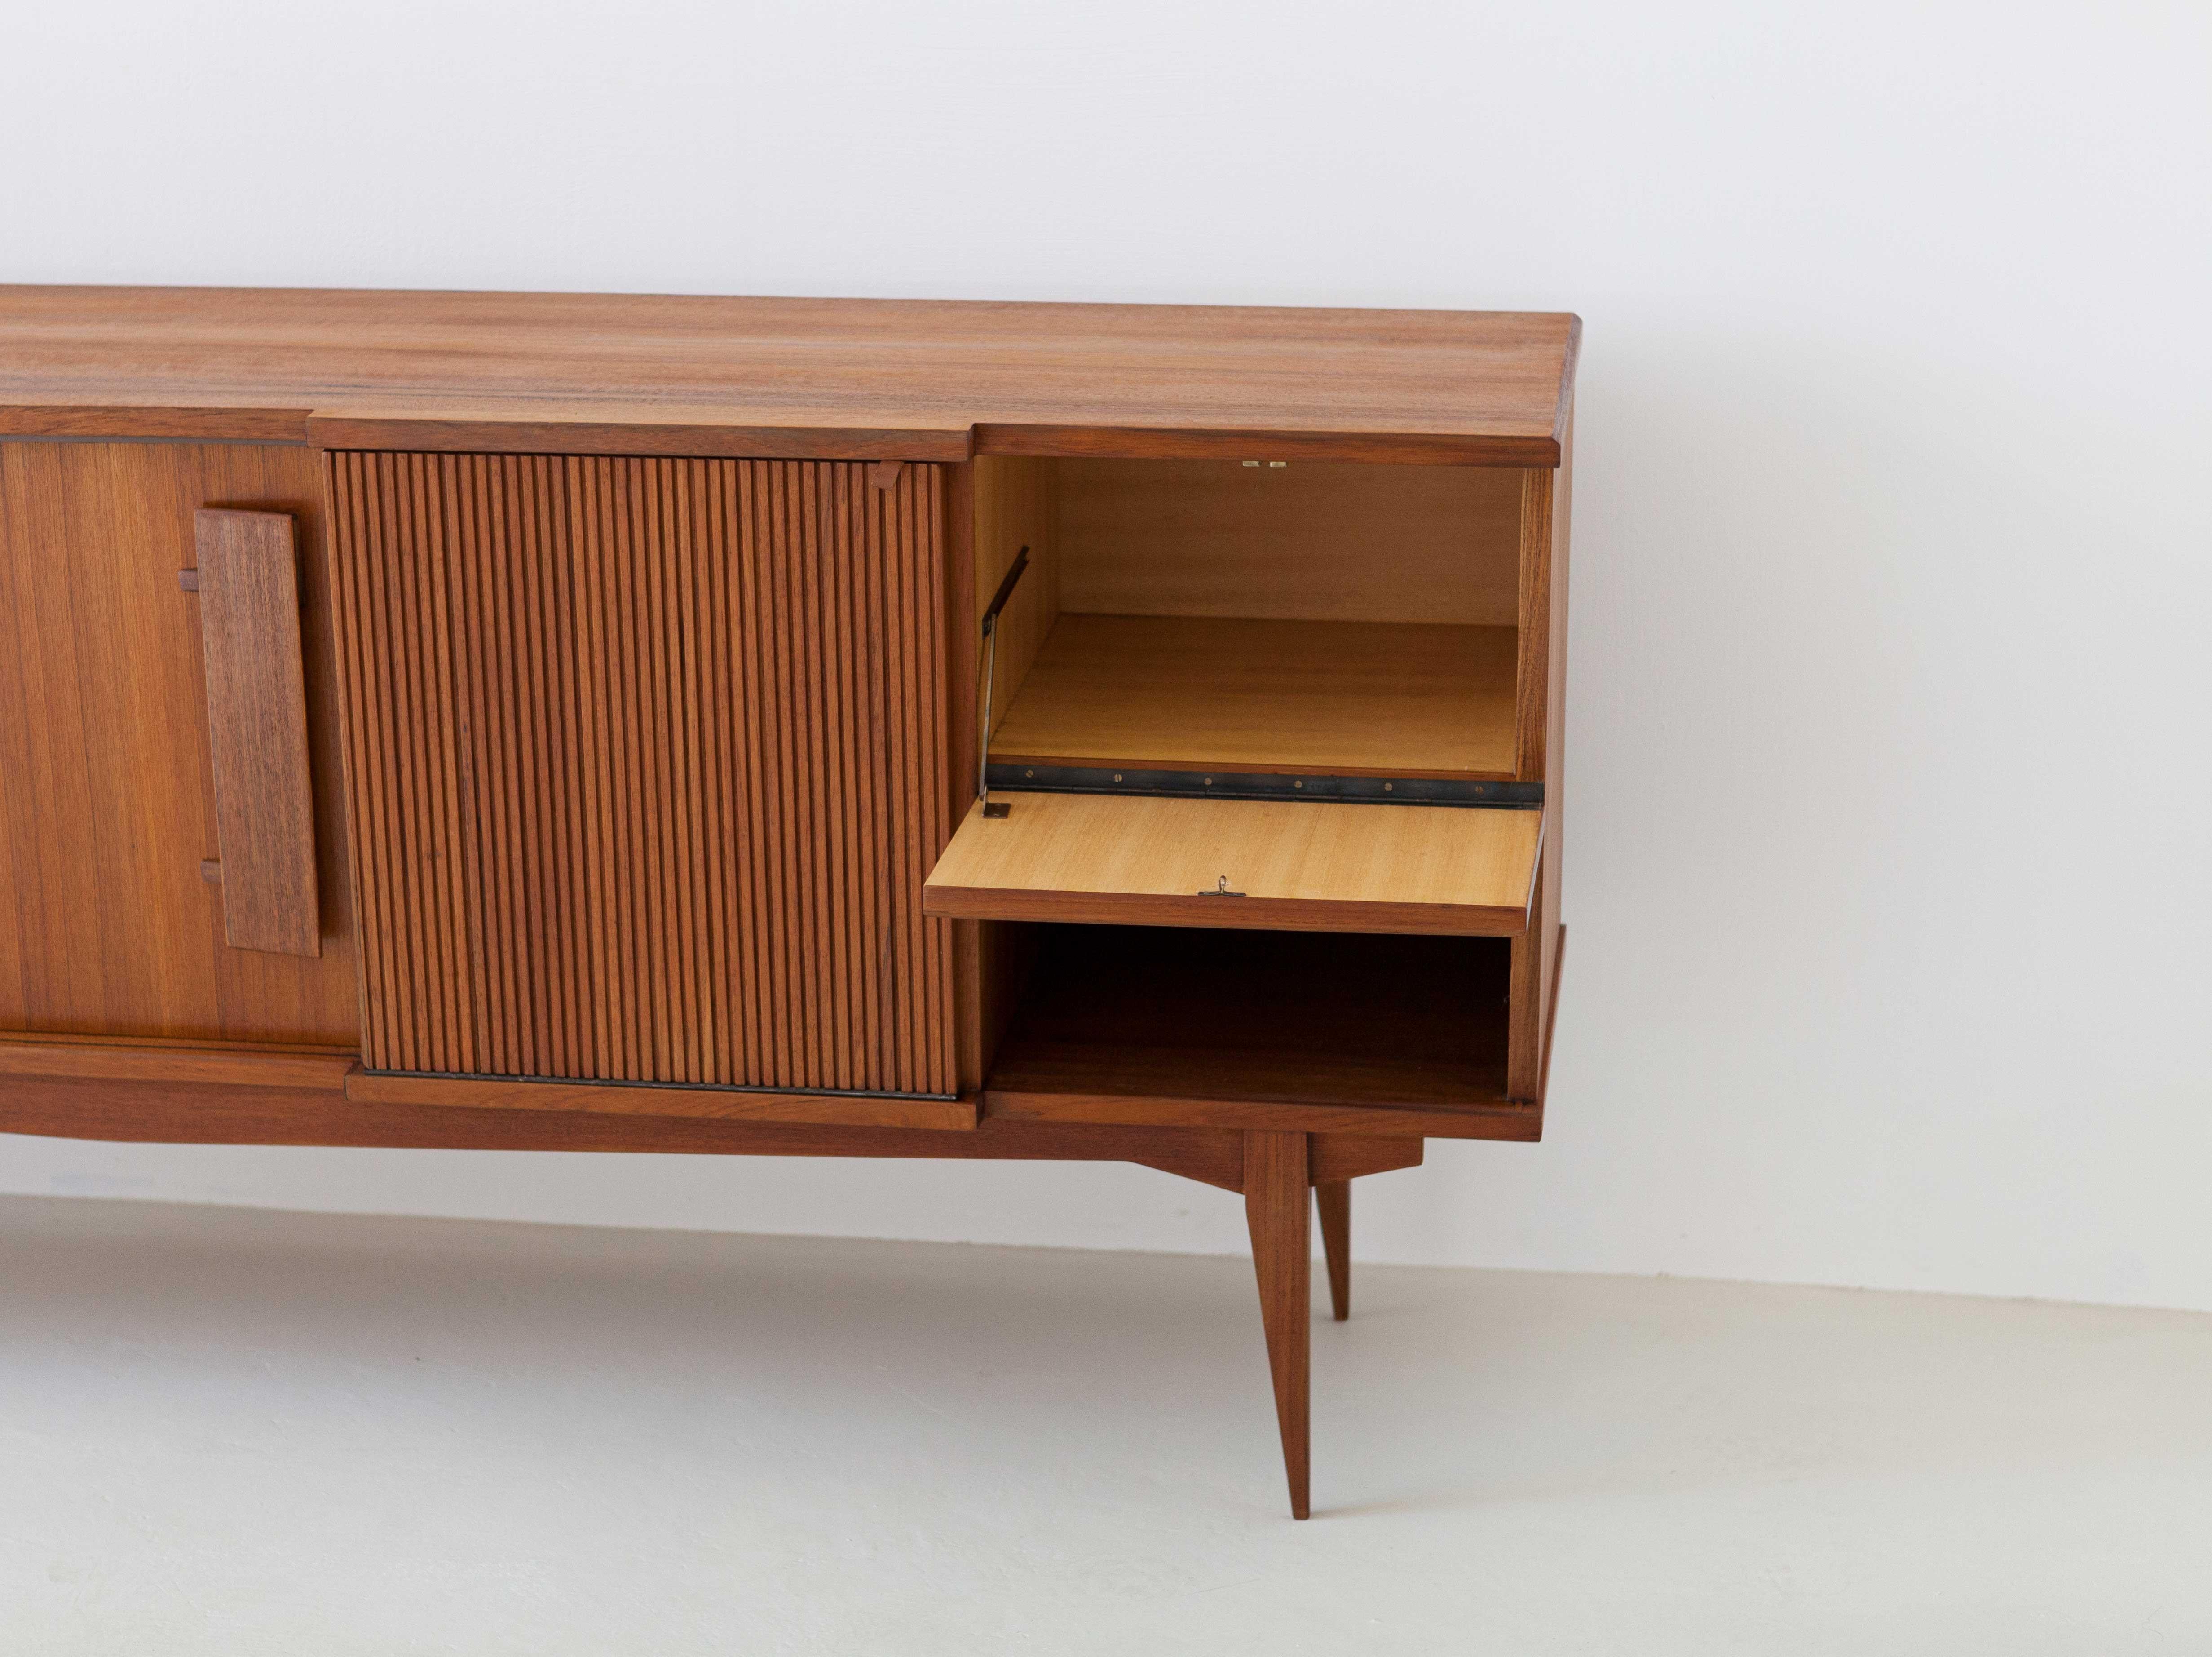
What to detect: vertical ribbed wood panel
<box><xmin>326</xmin><ymin>453</ymin><xmax>956</xmax><ymax>1097</ymax></box>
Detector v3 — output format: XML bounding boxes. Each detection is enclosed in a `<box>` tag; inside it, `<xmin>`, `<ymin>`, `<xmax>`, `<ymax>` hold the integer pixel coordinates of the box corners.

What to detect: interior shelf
<box><xmin>982</xmin><ymin>925</ymin><xmax>1529</xmax><ymax>1137</ymax></box>
<box><xmin>986</xmin><ymin>614</ymin><xmax>1519</xmax><ymax>779</ymax></box>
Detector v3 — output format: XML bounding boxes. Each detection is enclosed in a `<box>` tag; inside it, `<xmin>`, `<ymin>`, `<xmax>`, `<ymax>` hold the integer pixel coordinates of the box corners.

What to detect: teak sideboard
<box><xmin>0</xmin><ymin>286</ymin><xmax>1577</xmax><ymax>1518</ymax></box>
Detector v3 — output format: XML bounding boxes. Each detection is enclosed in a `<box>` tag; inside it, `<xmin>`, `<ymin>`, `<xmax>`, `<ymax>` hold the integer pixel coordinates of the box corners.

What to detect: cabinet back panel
<box><xmin>0</xmin><ymin>441</ymin><xmax>359</xmax><ymax>1044</ymax></box>
<box><xmin>1055</xmin><ymin>459</ymin><xmax>1523</xmax><ymax>625</ymax></box>
<box><xmin>326</xmin><ymin>453</ymin><xmax>958</xmax><ymax>1096</ymax></box>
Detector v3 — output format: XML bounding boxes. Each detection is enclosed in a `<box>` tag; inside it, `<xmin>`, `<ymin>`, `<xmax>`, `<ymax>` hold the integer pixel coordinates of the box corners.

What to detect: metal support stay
<box><xmin>975</xmin><ymin>547</ymin><xmax>1030</xmax><ymax>818</ymax></box>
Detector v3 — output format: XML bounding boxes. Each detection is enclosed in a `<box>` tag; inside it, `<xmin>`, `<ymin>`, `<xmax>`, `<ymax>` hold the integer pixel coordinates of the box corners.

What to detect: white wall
<box><xmin>4</xmin><ymin>1</ymin><xmax>2208</xmax><ymax>1311</ymax></box>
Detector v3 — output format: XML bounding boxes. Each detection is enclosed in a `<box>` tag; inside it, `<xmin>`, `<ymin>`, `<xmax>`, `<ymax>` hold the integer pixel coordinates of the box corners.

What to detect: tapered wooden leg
<box><xmin>1315</xmin><ymin>1179</ymin><xmax>1351</xmax><ymax>1322</ymax></box>
<box><xmin>1245</xmin><ymin>1129</ymin><xmax>1311</xmax><ymax>1519</ymax></box>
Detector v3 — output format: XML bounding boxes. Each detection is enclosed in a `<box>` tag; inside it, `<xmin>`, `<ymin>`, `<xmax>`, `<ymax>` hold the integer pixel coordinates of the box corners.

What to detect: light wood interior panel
<box><xmin>1055</xmin><ymin>458</ymin><xmax>1522</xmax><ymax>625</ymax></box>
<box><xmin>987</xmin><ymin>614</ymin><xmax>1517</xmax><ymax>777</ymax></box>
<box><xmin>926</xmin><ymin>793</ymin><xmax>1540</xmax><ymax>936</ymax></box>
<box><xmin>327</xmin><ymin>453</ymin><xmax>958</xmax><ymax>1099</ymax></box>
<box><xmin>973</xmin><ymin>455</ymin><xmax>1060</xmax><ymax>732</ymax></box>
<box><xmin>0</xmin><ymin>440</ymin><xmax>359</xmax><ymax>1044</ymax></box>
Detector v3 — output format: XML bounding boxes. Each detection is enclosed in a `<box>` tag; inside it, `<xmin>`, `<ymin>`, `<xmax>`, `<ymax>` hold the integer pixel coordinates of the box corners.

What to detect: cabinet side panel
<box><xmin>1539</xmin><ymin>413</ymin><xmax>1572</xmax><ymax>1056</ymax></box>
<box><xmin>974</xmin><ymin>455</ymin><xmax>1060</xmax><ymax>729</ymax></box>
<box><xmin>0</xmin><ymin>441</ymin><xmax>358</xmax><ymax>1044</ymax></box>
<box><xmin>1507</xmin><ymin>438</ymin><xmax>1571</xmax><ymax>1101</ymax></box>
<box><xmin>1514</xmin><ymin>468</ymin><xmax>1553</xmax><ymax>782</ymax></box>
<box><xmin>326</xmin><ymin>453</ymin><xmax>957</xmax><ymax>1096</ymax></box>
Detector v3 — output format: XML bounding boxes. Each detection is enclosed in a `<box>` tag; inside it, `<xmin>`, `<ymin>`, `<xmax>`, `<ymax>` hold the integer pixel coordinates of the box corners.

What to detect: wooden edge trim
<box><xmin>0</xmin><ymin>1066</ymin><xmax>1430</xmax><ymax>1177</ymax></box>
<box><xmin>0</xmin><ymin>406</ymin><xmax>314</xmax><ymax>442</ymax></box>
<box><xmin>304</xmin><ymin>415</ymin><xmax>973</xmax><ymax>463</ymax></box>
<box><xmin>1539</xmin><ymin>923</ymin><xmax>1566</xmax><ymax>1107</ymax></box>
<box><xmin>1523</xmin><ymin>809</ymin><xmax>1548</xmax><ymax>915</ymax></box>
<box><xmin>941</xmin><ymin>461</ymin><xmax>985</xmax><ymax>1095</ymax></box>
<box><xmin>0</xmin><ymin>1040</ymin><xmax>353</xmax><ymax>1091</ymax></box>
<box><xmin>1553</xmin><ymin>315</ymin><xmax>1583</xmax><ymax>446</ymax></box>
<box><xmin>923</xmin><ymin>886</ymin><xmax>1530</xmax><ymax>938</ymax></box>
<box><xmin>982</xmin><ymin>1089</ymin><xmax>1536</xmax><ymax>1141</ymax></box>
<box><xmin>0</xmin><ymin>414</ymin><xmax>1564</xmax><ymax>468</ymax></box>
<box><xmin>972</xmin><ymin>423</ymin><xmax>1560</xmax><ymax>467</ymax></box>
<box><xmin>1515</xmin><ymin>468</ymin><xmax>1555</xmax><ymax>781</ymax></box>
<box><xmin>343</xmin><ymin>1066</ymin><xmax>980</xmax><ymax>1131</ymax></box>
<box><xmin>0</xmin><ymin>1073</ymin><xmax>1274</xmax><ymax>1167</ymax></box>
<box><xmin>0</xmin><ymin>1030</ymin><xmax>351</xmax><ymax>1055</ymax></box>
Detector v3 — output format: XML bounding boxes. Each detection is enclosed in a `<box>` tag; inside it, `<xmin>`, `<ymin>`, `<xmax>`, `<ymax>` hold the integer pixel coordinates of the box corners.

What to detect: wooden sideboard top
<box><xmin>0</xmin><ymin>286</ymin><xmax>1580</xmax><ymax>465</ymax></box>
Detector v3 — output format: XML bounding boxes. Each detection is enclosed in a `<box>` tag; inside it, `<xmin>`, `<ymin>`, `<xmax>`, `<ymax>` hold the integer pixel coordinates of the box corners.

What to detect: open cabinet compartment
<box><xmin>980</xmin><ymin>923</ymin><xmax>1536</xmax><ymax>1140</ymax></box>
<box><xmin>934</xmin><ymin>454</ymin><xmax>1562</xmax><ymax>1135</ymax></box>
<box><xmin>927</xmin><ymin>455</ymin><xmax>1545</xmax><ymax>938</ymax></box>
<box><xmin>971</xmin><ymin>455</ymin><xmax>1531</xmax><ymax>781</ymax></box>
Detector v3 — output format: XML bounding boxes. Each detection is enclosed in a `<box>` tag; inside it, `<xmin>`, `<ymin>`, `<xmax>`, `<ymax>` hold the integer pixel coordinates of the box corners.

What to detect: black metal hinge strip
<box><xmin>983</xmin><ymin>764</ymin><xmax>1542</xmax><ymax>808</ymax></box>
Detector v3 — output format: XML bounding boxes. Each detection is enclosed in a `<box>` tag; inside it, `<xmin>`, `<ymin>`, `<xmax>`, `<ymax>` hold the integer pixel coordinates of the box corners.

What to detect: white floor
<box><xmin>4</xmin><ymin>1195</ymin><xmax>2208</xmax><ymax>1655</ymax></box>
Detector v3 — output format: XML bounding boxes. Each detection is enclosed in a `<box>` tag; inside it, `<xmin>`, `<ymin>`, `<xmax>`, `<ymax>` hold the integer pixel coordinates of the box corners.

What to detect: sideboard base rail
<box><xmin>346</xmin><ymin>1068</ymin><xmax>976</xmax><ymax>1131</ymax></box>
<box><xmin>0</xmin><ymin>1052</ymin><xmax>1420</xmax><ymax>1192</ymax></box>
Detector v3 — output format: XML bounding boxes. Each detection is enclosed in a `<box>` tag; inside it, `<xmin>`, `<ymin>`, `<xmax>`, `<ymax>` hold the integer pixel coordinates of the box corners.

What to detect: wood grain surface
<box><xmin>0</xmin><ymin>1032</ymin><xmax>1421</xmax><ymax>1191</ymax></box>
<box><xmin>1508</xmin><ymin>866</ymin><xmax>1550</xmax><ymax>1100</ymax></box>
<box><xmin>343</xmin><ymin>1067</ymin><xmax>977</xmax><ymax>1131</ymax></box>
<box><xmin>326</xmin><ymin>452</ymin><xmax>958</xmax><ymax>1098</ymax></box>
<box><xmin>191</xmin><ymin>510</ymin><xmax>321</xmax><ymax>955</ymax></box>
<box><xmin>0</xmin><ymin>1064</ymin><xmax>1268</xmax><ymax>1193</ymax></box>
<box><xmin>1508</xmin><ymin>411</ymin><xmax>1572</xmax><ymax>1090</ymax></box>
<box><xmin>1245</xmin><ymin>1129</ymin><xmax>1313</xmax><ymax>1518</ymax></box>
<box><xmin>1316</xmin><ymin>1180</ymin><xmax>1352</xmax><ymax>1321</ymax></box>
<box><xmin>972</xmin><ymin>456</ymin><xmax>1060</xmax><ymax>735</ymax></box>
<box><xmin>0</xmin><ymin>1032</ymin><xmax>353</xmax><ymax>1090</ymax></box>
<box><xmin>1055</xmin><ymin>458</ymin><xmax>1523</xmax><ymax>625</ymax></box>
<box><xmin>1538</xmin><ymin>416</ymin><xmax>1572</xmax><ymax>1048</ymax></box>
<box><xmin>1307</xmin><ymin>1137</ymin><xmax>1426</xmax><ymax>1184</ymax></box>
<box><xmin>980</xmin><ymin>927</ymin><xmax>1533</xmax><ymax>1139</ymax></box>
<box><xmin>986</xmin><ymin>614</ymin><xmax>1519</xmax><ymax>778</ymax></box>
<box><xmin>0</xmin><ymin>287</ymin><xmax>1579</xmax><ymax>464</ymax></box>
<box><xmin>0</xmin><ymin>441</ymin><xmax>359</xmax><ymax>1043</ymax></box>
<box><xmin>926</xmin><ymin>792</ymin><xmax>1541</xmax><ymax>937</ymax></box>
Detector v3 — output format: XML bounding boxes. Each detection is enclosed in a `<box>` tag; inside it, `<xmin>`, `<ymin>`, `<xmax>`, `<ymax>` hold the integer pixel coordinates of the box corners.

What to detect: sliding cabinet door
<box><xmin>0</xmin><ymin>441</ymin><xmax>359</xmax><ymax>1046</ymax></box>
<box><xmin>325</xmin><ymin>454</ymin><xmax>958</xmax><ymax>1100</ymax></box>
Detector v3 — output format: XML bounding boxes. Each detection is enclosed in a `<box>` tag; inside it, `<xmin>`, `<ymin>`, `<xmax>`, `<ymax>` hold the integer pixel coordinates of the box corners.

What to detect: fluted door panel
<box><xmin>325</xmin><ymin>453</ymin><xmax>956</xmax><ymax>1098</ymax></box>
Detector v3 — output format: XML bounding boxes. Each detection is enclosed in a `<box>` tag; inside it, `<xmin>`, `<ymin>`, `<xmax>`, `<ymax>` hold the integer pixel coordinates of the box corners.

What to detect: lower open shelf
<box><xmin>981</xmin><ymin>924</ymin><xmax>1536</xmax><ymax>1139</ymax></box>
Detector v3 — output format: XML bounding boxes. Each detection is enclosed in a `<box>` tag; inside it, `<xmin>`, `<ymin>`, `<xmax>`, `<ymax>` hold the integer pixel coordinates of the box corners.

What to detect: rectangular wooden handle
<box><xmin>193</xmin><ymin>509</ymin><xmax>322</xmax><ymax>956</ymax></box>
